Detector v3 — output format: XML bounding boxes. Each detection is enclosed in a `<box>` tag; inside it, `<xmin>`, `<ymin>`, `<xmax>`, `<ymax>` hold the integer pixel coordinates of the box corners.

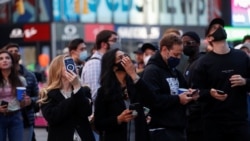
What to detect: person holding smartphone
<box><xmin>0</xmin><ymin>50</ymin><xmax>27</xmax><ymax>141</ymax></box>
<box><xmin>38</xmin><ymin>55</ymin><xmax>95</xmax><ymax>141</ymax></box>
<box><xmin>94</xmin><ymin>48</ymin><xmax>155</xmax><ymax>141</ymax></box>
<box><xmin>193</xmin><ymin>18</ymin><xmax>250</xmax><ymax>141</ymax></box>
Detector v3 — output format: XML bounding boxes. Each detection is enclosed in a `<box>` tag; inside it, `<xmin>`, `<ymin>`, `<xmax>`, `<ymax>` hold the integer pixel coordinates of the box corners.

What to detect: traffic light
<box><xmin>16</xmin><ymin>0</ymin><xmax>25</xmax><ymax>15</ymax></box>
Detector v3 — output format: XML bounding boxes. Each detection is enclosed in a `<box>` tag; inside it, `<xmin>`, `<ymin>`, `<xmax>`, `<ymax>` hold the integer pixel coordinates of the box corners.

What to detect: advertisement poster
<box><xmin>12</xmin><ymin>0</ymin><xmax>36</xmax><ymax>23</ymax></box>
<box><xmin>231</xmin><ymin>0</ymin><xmax>250</xmax><ymax>26</ymax></box>
<box><xmin>52</xmin><ymin>0</ymin><xmax>210</xmax><ymax>26</ymax></box>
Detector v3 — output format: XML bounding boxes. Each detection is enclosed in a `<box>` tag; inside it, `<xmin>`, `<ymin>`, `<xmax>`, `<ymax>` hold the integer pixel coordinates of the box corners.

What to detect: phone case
<box><xmin>64</xmin><ymin>57</ymin><xmax>77</xmax><ymax>74</ymax></box>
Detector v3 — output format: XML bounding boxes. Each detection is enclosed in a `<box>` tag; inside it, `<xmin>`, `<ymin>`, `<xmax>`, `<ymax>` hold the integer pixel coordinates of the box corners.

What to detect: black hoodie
<box><xmin>142</xmin><ymin>51</ymin><xmax>188</xmax><ymax>129</ymax></box>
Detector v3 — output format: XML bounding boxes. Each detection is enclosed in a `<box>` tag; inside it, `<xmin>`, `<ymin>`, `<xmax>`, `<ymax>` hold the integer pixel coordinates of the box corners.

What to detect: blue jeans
<box><xmin>0</xmin><ymin>111</ymin><xmax>23</xmax><ymax>141</ymax></box>
<box><xmin>23</xmin><ymin>125</ymin><xmax>34</xmax><ymax>141</ymax></box>
<box><xmin>93</xmin><ymin>130</ymin><xmax>99</xmax><ymax>141</ymax></box>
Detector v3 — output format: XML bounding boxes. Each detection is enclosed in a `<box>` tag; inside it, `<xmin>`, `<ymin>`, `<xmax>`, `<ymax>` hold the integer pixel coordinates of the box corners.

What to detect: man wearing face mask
<box><xmin>182</xmin><ymin>31</ymin><xmax>202</xmax><ymax>88</ymax></box>
<box><xmin>193</xmin><ymin>18</ymin><xmax>250</xmax><ymax>141</ymax></box>
<box><xmin>68</xmin><ymin>38</ymin><xmax>88</xmax><ymax>76</ymax></box>
<box><xmin>181</xmin><ymin>32</ymin><xmax>205</xmax><ymax>141</ymax></box>
<box><xmin>142</xmin><ymin>34</ymin><xmax>196</xmax><ymax>141</ymax></box>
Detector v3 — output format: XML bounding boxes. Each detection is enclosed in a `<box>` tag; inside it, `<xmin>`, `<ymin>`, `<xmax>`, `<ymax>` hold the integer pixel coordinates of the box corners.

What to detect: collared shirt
<box><xmin>81</xmin><ymin>51</ymin><xmax>102</xmax><ymax>111</ymax></box>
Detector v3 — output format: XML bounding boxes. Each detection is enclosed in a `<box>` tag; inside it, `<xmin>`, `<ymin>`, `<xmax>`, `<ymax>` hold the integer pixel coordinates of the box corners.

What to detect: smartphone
<box><xmin>216</xmin><ymin>90</ymin><xmax>225</xmax><ymax>95</ymax></box>
<box><xmin>187</xmin><ymin>89</ymin><xmax>199</xmax><ymax>97</ymax></box>
<box><xmin>64</xmin><ymin>56</ymin><xmax>77</xmax><ymax>74</ymax></box>
<box><xmin>1</xmin><ymin>101</ymin><xmax>8</xmax><ymax>106</ymax></box>
<box><xmin>129</xmin><ymin>103</ymin><xmax>140</xmax><ymax>116</ymax></box>
<box><xmin>143</xmin><ymin>107</ymin><xmax>150</xmax><ymax>116</ymax></box>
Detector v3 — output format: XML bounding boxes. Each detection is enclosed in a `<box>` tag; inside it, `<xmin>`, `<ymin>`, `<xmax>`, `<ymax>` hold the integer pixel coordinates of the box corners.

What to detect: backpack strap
<box><xmin>89</xmin><ymin>57</ymin><xmax>101</xmax><ymax>61</ymax></box>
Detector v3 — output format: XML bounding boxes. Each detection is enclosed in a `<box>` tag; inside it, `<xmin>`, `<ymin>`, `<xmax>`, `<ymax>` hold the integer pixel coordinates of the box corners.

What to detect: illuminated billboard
<box><xmin>224</xmin><ymin>26</ymin><xmax>250</xmax><ymax>41</ymax></box>
<box><xmin>52</xmin><ymin>0</ymin><xmax>208</xmax><ymax>26</ymax></box>
<box><xmin>231</xmin><ymin>0</ymin><xmax>250</xmax><ymax>27</ymax></box>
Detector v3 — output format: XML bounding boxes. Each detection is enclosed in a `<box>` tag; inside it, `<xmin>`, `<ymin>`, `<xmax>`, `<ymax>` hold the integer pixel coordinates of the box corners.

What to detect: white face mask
<box><xmin>143</xmin><ymin>55</ymin><xmax>151</xmax><ymax>65</ymax></box>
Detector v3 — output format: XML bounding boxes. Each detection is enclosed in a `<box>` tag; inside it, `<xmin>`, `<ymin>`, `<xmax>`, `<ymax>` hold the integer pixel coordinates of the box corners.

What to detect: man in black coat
<box><xmin>142</xmin><ymin>34</ymin><xmax>196</xmax><ymax>141</ymax></box>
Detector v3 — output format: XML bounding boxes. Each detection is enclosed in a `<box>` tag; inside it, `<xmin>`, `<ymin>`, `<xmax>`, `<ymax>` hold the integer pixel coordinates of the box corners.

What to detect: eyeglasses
<box><xmin>183</xmin><ymin>41</ymin><xmax>197</xmax><ymax>46</ymax></box>
<box><xmin>108</xmin><ymin>37</ymin><xmax>120</xmax><ymax>43</ymax></box>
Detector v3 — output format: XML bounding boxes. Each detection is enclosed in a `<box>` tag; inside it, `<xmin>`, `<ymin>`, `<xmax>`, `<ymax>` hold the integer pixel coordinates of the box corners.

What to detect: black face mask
<box><xmin>183</xmin><ymin>46</ymin><xmax>197</xmax><ymax>56</ymax></box>
<box><xmin>114</xmin><ymin>62</ymin><xmax>125</xmax><ymax>72</ymax></box>
<box><xmin>210</xmin><ymin>27</ymin><xmax>227</xmax><ymax>41</ymax></box>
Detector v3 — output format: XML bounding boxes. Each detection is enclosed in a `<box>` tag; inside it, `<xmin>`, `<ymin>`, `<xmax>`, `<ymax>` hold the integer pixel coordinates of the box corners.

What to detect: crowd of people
<box><xmin>0</xmin><ymin>17</ymin><xmax>250</xmax><ymax>141</ymax></box>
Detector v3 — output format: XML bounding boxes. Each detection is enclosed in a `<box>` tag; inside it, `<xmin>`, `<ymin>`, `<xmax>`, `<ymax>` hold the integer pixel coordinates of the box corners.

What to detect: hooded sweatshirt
<box><xmin>142</xmin><ymin>51</ymin><xmax>188</xmax><ymax>129</ymax></box>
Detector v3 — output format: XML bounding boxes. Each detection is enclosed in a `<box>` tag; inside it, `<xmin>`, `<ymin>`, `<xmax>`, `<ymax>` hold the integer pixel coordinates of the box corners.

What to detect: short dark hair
<box><xmin>160</xmin><ymin>34</ymin><xmax>182</xmax><ymax>50</ymax></box>
<box><xmin>242</xmin><ymin>35</ymin><xmax>250</xmax><ymax>43</ymax></box>
<box><xmin>68</xmin><ymin>38</ymin><xmax>84</xmax><ymax>52</ymax></box>
<box><xmin>95</xmin><ymin>30</ymin><xmax>117</xmax><ymax>50</ymax></box>
<box><xmin>4</xmin><ymin>43</ymin><xmax>19</xmax><ymax>50</ymax></box>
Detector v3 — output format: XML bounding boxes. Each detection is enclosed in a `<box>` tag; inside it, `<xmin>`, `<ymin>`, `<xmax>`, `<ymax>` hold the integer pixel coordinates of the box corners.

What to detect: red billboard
<box><xmin>84</xmin><ymin>24</ymin><xmax>114</xmax><ymax>42</ymax></box>
<box><xmin>23</xmin><ymin>23</ymin><xmax>50</xmax><ymax>42</ymax></box>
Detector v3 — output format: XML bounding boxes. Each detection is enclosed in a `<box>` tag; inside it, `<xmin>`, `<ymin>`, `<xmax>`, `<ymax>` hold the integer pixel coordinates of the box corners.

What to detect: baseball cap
<box><xmin>133</xmin><ymin>48</ymin><xmax>143</xmax><ymax>54</ymax></box>
<box><xmin>141</xmin><ymin>43</ymin><xmax>158</xmax><ymax>53</ymax></box>
<box><xmin>205</xmin><ymin>18</ymin><xmax>225</xmax><ymax>36</ymax></box>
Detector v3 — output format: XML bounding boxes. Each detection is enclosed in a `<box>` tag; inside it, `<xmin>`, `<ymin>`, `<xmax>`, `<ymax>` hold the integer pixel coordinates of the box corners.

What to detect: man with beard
<box><xmin>193</xmin><ymin>18</ymin><xmax>250</xmax><ymax>141</ymax></box>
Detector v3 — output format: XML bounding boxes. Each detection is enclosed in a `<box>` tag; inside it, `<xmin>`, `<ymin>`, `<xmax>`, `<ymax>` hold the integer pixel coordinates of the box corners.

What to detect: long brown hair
<box><xmin>0</xmin><ymin>50</ymin><xmax>23</xmax><ymax>95</ymax></box>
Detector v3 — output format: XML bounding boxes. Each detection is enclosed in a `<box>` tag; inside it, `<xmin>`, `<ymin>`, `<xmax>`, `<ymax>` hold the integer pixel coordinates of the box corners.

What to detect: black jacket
<box><xmin>19</xmin><ymin>65</ymin><xmax>39</xmax><ymax>127</ymax></box>
<box><xmin>94</xmin><ymin>78</ymin><xmax>154</xmax><ymax>141</ymax></box>
<box><xmin>142</xmin><ymin>51</ymin><xmax>188</xmax><ymax>129</ymax></box>
<box><xmin>41</xmin><ymin>87</ymin><xmax>95</xmax><ymax>141</ymax></box>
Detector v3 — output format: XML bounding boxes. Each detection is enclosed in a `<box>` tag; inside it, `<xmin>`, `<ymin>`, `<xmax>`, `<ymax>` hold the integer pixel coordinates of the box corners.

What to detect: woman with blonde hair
<box><xmin>39</xmin><ymin>55</ymin><xmax>95</xmax><ymax>141</ymax></box>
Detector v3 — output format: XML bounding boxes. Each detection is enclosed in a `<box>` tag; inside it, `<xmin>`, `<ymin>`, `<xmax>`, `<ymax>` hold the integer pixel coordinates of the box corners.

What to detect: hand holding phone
<box><xmin>129</xmin><ymin>103</ymin><xmax>140</xmax><ymax>116</ymax></box>
<box><xmin>187</xmin><ymin>89</ymin><xmax>199</xmax><ymax>97</ymax></box>
<box><xmin>210</xmin><ymin>88</ymin><xmax>228</xmax><ymax>101</ymax></box>
<box><xmin>1</xmin><ymin>101</ymin><xmax>8</xmax><ymax>106</ymax></box>
<box><xmin>64</xmin><ymin>56</ymin><xmax>77</xmax><ymax>74</ymax></box>
<box><xmin>216</xmin><ymin>90</ymin><xmax>225</xmax><ymax>95</ymax></box>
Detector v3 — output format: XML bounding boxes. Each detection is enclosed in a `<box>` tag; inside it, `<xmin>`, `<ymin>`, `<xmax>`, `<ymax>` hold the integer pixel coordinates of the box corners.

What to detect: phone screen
<box><xmin>1</xmin><ymin>101</ymin><xmax>8</xmax><ymax>106</ymax></box>
<box><xmin>216</xmin><ymin>90</ymin><xmax>225</xmax><ymax>95</ymax></box>
<box><xmin>64</xmin><ymin>57</ymin><xmax>77</xmax><ymax>74</ymax></box>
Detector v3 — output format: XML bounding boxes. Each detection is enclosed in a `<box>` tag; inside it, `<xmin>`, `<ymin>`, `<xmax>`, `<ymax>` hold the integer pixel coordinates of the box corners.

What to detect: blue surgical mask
<box><xmin>79</xmin><ymin>50</ymin><xmax>88</xmax><ymax>62</ymax></box>
<box><xmin>167</xmin><ymin>57</ymin><xmax>180</xmax><ymax>68</ymax></box>
<box><xmin>109</xmin><ymin>42</ymin><xmax>122</xmax><ymax>50</ymax></box>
